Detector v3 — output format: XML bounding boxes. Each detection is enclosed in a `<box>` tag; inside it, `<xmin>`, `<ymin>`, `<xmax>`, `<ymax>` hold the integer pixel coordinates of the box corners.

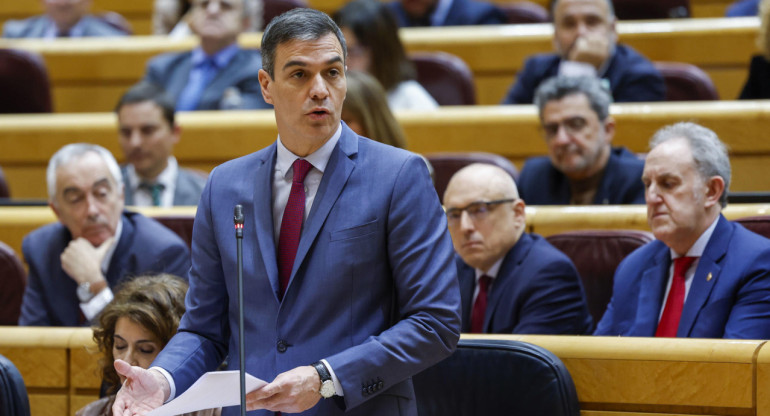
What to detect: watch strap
<box><xmin>312</xmin><ymin>361</ymin><xmax>331</xmax><ymax>382</ymax></box>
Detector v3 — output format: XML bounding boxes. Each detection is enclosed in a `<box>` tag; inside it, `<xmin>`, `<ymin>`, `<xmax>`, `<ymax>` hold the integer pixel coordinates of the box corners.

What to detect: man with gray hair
<box><xmin>517</xmin><ymin>75</ymin><xmax>645</xmax><ymax>205</ymax></box>
<box><xmin>501</xmin><ymin>0</ymin><xmax>664</xmax><ymax>104</ymax></box>
<box><xmin>595</xmin><ymin>122</ymin><xmax>770</xmax><ymax>338</ymax></box>
<box><xmin>144</xmin><ymin>0</ymin><xmax>271</xmax><ymax>111</ymax></box>
<box><xmin>19</xmin><ymin>143</ymin><xmax>190</xmax><ymax>326</ymax></box>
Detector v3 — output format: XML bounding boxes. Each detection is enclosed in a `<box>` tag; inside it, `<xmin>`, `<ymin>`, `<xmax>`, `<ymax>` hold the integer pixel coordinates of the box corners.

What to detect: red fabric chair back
<box><xmin>655</xmin><ymin>61</ymin><xmax>719</xmax><ymax>101</ymax></box>
<box><xmin>426</xmin><ymin>152</ymin><xmax>518</xmax><ymax>203</ymax></box>
<box><xmin>0</xmin><ymin>241</ymin><xmax>26</xmax><ymax>325</ymax></box>
<box><xmin>498</xmin><ymin>1</ymin><xmax>549</xmax><ymax>24</ymax></box>
<box><xmin>0</xmin><ymin>49</ymin><xmax>53</xmax><ymax>114</ymax></box>
<box><xmin>411</xmin><ymin>52</ymin><xmax>476</xmax><ymax>106</ymax></box>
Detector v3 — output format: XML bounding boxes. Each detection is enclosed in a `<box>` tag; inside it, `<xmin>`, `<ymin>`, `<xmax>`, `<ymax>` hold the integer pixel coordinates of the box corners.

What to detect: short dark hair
<box><xmin>333</xmin><ymin>0</ymin><xmax>415</xmax><ymax>91</ymax></box>
<box><xmin>261</xmin><ymin>8</ymin><xmax>347</xmax><ymax>78</ymax></box>
<box><xmin>115</xmin><ymin>82</ymin><xmax>176</xmax><ymax>126</ymax></box>
<box><xmin>534</xmin><ymin>76</ymin><xmax>612</xmax><ymax>121</ymax></box>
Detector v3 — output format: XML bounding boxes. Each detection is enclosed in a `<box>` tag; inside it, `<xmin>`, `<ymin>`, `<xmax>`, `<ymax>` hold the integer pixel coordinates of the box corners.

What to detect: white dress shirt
<box><xmin>125</xmin><ymin>157</ymin><xmax>178</xmax><ymax>207</ymax></box>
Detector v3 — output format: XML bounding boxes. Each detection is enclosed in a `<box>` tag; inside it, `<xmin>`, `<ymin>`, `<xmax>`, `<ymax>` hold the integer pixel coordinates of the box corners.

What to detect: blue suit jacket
<box><xmin>2</xmin><ymin>15</ymin><xmax>128</xmax><ymax>38</ymax></box>
<box><xmin>388</xmin><ymin>0</ymin><xmax>505</xmax><ymax>27</ymax></box>
<box><xmin>595</xmin><ymin>215</ymin><xmax>770</xmax><ymax>339</ymax></box>
<box><xmin>726</xmin><ymin>0</ymin><xmax>759</xmax><ymax>16</ymax></box>
<box><xmin>152</xmin><ymin>124</ymin><xmax>461</xmax><ymax>416</ymax></box>
<box><xmin>144</xmin><ymin>48</ymin><xmax>271</xmax><ymax>111</ymax></box>
<box><xmin>19</xmin><ymin>211</ymin><xmax>190</xmax><ymax>326</ymax></box>
<box><xmin>458</xmin><ymin>233</ymin><xmax>593</xmax><ymax>335</ymax></box>
<box><xmin>517</xmin><ymin>146</ymin><xmax>645</xmax><ymax>205</ymax></box>
<box><xmin>501</xmin><ymin>44</ymin><xmax>665</xmax><ymax>104</ymax></box>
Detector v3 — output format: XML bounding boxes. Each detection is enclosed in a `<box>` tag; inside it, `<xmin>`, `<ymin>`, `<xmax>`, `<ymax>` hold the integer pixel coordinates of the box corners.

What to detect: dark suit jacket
<box><xmin>152</xmin><ymin>124</ymin><xmax>461</xmax><ymax>415</ymax></box>
<box><xmin>738</xmin><ymin>55</ymin><xmax>770</xmax><ymax>99</ymax></box>
<box><xmin>595</xmin><ymin>215</ymin><xmax>770</xmax><ymax>339</ymax></box>
<box><xmin>501</xmin><ymin>44</ymin><xmax>665</xmax><ymax>104</ymax></box>
<box><xmin>458</xmin><ymin>233</ymin><xmax>593</xmax><ymax>335</ymax></box>
<box><xmin>726</xmin><ymin>0</ymin><xmax>759</xmax><ymax>16</ymax></box>
<box><xmin>517</xmin><ymin>146</ymin><xmax>645</xmax><ymax>205</ymax></box>
<box><xmin>2</xmin><ymin>15</ymin><xmax>128</xmax><ymax>38</ymax></box>
<box><xmin>388</xmin><ymin>0</ymin><xmax>505</xmax><ymax>27</ymax></box>
<box><xmin>121</xmin><ymin>166</ymin><xmax>207</xmax><ymax>206</ymax></box>
<box><xmin>19</xmin><ymin>211</ymin><xmax>190</xmax><ymax>326</ymax></box>
<box><xmin>144</xmin><ymin>48</ymin><xmax>271</xmax><ymax>111</ymax></box>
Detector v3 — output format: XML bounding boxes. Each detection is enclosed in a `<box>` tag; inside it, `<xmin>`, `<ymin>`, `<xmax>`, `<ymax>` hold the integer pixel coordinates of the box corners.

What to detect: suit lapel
<box><xmin>201</xmin><ymin>49</ymin><xmax>244</xmax><ymax>108</ymax></box>
<box><xmin>106</xmin><ymin>214</ymin><xmax>133</xmax><ymax>286</ymax></box>
<box><xmin>168</xmin><ymin>53</ymin><xmax>193</xmax><ymax>101</ymax></box>
<box><xmin>678</xmin><ymin>216</ymin><xmax>730</xmax><ymax>336</ymax></box>
<box><xmin>456</xmin><ymin>260</ymin><xmax>475</xmax><ymax>333</ymax></box>
<box><xmin>484</xmin><ymin>234</ymin><xmax>532</xmax><ymax>331</ymax></box>
<box><xmin>635</xmin><ymin>247</ymin><xmax>670</xmax><ymax>336</ymax></box>
<box><xmin>251</xmin><ymin>144</ymin><xmax>281</xmax><ymax>300</ymax></box>
<box><xmin>285</xmin><ymin>127</ymin><xmax>356</xmax><ymax>295</ymax></box>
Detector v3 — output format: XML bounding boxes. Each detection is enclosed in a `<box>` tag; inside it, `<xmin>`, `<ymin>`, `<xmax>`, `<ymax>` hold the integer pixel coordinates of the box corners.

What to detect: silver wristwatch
<box><xmin>77</xmin><ymin>282</ymin><xmax>94</xmax><ymax>302</ymax></box>
<box><xmin>312</xmin><ymin>361</ymin><xmax>335</xmax><ymax>398</ymax></box>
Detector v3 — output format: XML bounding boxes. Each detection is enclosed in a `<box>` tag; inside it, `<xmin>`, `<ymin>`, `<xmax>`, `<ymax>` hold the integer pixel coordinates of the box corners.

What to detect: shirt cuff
<box><xmin>321</xmin><ymin>359</ymin><xmax>344</xmax><ymax>397</ymax></box>
<box><xmin>151</xmin><ymin>366</ymin><xmax>177</xmax><ymax>402</ymax></box>
<box><xmin>79</xmin><ymin>287</ymin><xmax>114</xmax><ymax>321</ymax></box>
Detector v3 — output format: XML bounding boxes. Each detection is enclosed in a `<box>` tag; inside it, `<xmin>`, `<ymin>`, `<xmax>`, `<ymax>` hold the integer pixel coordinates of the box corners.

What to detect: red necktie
<box><xmin>277</xmin><ymin>159</ymin><xmax>313</xmax><ymax>299</ymax></box>
<box><xmin>655</xmin><ymin>256</ymin><xmax>697</xmax><ymax>337</ymax></box>
<box><xmin>470</xmin><ymin>275</ymin><xmax>492</xmax><ymax>333</ymax></box>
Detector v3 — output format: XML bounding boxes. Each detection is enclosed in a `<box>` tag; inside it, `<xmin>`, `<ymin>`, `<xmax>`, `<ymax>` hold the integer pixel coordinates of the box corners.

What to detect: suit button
<box><xmin>378</xmin><ymin>381</ymin><xmax>383</xmax><ymax>389</ymax></box>
<box><xmin>277</xmin><ymin>340</ymin><xmax>288</xmax><ymax>353</ymax></box>
<box><xmin>362</xmin><ymin>387</ymin><xmax>368</xmax><ymax>396</ymax></box>
<box><xmin>367</xmin><ymin>386</ymin><xmax>374</xmax><ymax>394</ymax></box>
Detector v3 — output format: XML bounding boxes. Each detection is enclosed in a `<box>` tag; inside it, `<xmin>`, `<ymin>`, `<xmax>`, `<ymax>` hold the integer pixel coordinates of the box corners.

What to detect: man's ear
<box><xmin>512</xmin><ymin>198</ymin><xmax>527</xmax><ymax>228</ymax></box>
<box><xmin>704</xmin><ymin>176</ymin><xmax>725</xmax><ymax>208</ymax></box>
<box><xmin>603</xmin><ymin>116</ymin><xmax>616</xmax><ymax>145</ymax></box>
<box><xmin>258</xmin><ymin>69</ymin><xmax>274</xmax><ymax>105</ymax></box>
<box><xmin>49</xmin><ymin>200</ymin><xmax>61</xmax><ymax>221</ymax></box>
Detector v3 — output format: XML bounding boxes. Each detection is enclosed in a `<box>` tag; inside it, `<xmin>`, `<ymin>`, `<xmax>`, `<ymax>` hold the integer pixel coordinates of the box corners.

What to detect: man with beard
<box><xmin>116</xmin><ymin>82</ymin><xmax>206</xmax><ymax>207</ymax></box>
<box><xmin>516</xmin><ymin>76</ymin><xmax>645</xmax><ymax>205</ymax></box>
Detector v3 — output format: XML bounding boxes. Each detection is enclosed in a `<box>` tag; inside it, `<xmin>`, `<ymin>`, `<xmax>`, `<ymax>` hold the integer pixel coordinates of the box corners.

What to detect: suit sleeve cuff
<box><xmin>321</xmin><ymin>359</ymin><xmax>344</xmax><ymax>396</ymax></box>
<box><xmin>79</xmin><ymin>287</ymin><xmax>113</xmax><ymax>321</ymax></box>
<box><xmin>150</xmin><ymin>366</ymin><xmax>177</xmax><ymax>402</ymax></box>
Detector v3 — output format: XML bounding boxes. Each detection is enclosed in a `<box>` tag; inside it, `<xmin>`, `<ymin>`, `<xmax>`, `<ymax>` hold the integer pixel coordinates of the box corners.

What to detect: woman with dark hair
<box><xmin>334</xmin><ymin>0</ymin><xmax>438</xmax><ymax>110</ymax></box>
<box><xmin>76</xmin><ymin>274</ymin><xmax>219</xmax><ymax>416</ymax></box>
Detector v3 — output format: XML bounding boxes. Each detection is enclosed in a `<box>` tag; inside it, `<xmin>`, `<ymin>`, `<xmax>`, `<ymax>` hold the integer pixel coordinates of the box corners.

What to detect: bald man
<box><xmin>444</xmin><ymin>163</ymin><xmax>593</xmax><ymax>334</ymax></box>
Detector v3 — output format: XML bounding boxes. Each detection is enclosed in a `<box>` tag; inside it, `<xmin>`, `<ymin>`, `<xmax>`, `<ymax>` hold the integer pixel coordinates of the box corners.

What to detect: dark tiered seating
<box><xmin>545</xmin><ymin>230</ymin><xmax>654</xmax><ymax>323</ymax></box>
<box><xmin>0</xmin><ymin>241</ymin><xmax>25</xmax><ymax>325</ymax></box>
<box><xmin>411</xmin><ymin>52</ymin><xmax>476</xmax><ymax>106</ymax></box>
<box><xmin>413</xmin><ymin>338</ymin><xmax>579</xmax><ymax>416</ymax></box>
<box><xmin>0</xmin><ymin>49</ymin><xmax>53</xmax><ymax>114</ymax></box>
<box><xmin>655</xmin><ymin>61</ymin><xmax>720</xmax><ymax>101</ymax></box>
<box><xmin>498</xmin><ymin>1</ymin><xmax>550</xmax><ymax>24</ymax></box>
<box><xmin>613</xmin><ymin>0</ymin><xmax>690</xmax><ymax>19</ymax></box>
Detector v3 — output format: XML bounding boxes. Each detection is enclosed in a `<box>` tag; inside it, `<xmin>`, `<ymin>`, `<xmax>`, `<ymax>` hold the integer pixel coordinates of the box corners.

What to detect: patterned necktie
<box><xmin>176</xmin><ymin>57</ymin><xmax>218</xmax><ymax>111</ymax></box>
<box><xmin>470</xmin><ymin>275</ymin><xmax>492</xmax><ymax>333</ymax></box>
<box><xmin>655</xmin><ymin>256</ymin><xmax>697</xmax><ymax>337</ymax></box>
<box><xmin>277</xmin><ymin>159</ymin><xmax>313</xmax><ymax>299</ymax></box>
<box><xmin>139</xmin><ymin>182</ymin><xmax>165</xmax><ymax>206</ymax></box>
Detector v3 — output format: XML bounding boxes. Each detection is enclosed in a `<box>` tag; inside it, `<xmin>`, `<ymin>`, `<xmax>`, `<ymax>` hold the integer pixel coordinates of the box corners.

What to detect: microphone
<box><xmin>233</xmin><ymin>205</ymin><xmax>246</xmax><ymax>416</ymax></box>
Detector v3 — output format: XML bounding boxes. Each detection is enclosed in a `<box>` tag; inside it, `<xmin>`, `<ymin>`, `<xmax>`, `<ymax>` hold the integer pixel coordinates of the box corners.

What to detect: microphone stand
<box><xmin>234</xmin><ymin>205</ymin><xmax>246</xmax><ymax>416</ymax></box>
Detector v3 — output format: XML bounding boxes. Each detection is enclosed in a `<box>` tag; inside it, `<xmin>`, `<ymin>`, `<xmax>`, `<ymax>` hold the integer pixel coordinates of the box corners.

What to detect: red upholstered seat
<box><xmin>0</xmin><ymin>166</ymin><xmax>10</xmax><ymax>198</ymax></box>
<box><xmin>0</xmin><ymin>241</ymin><xmax>26</xmax><ymax>325</ymax></box>
<box><xmin>426</xmin><ymin>152</ymin><xmax>517</xmax><ymax>203</ymax></box>
<box><xmin>411</xmin><ymin>52</ymin><xmax>476</xmax><ymax>106</ymax></box>
<box><xmin>735</xmin><ymin>216</ymin><xmax>770</xmax><ymax>240</ymax></box>
<box><xmin>545</xmin><ymin>230</ymin><xmax>654</xmax><ymax>324</ymax></box>
<box><xmin>154</xmin><ymin>215</ymin><xmax>195</xmax><ymax>248</ymax></box>
<box><xmin>262</xmin><ymin>0</ymin><xmax>308</xmax><ymax>28</ymax></box>
<box><xmin>0</xmin><ymin>49</ymin><xmax>53</xmax><ymax>114</ymax></box>
<box><xmin>612</xmin><ymin>0</ymin><xmax>690</xmax><ymax>19</ymax></box>
<box><xmin>498</xmin><ymin>1</ymin><xmax>549</xmax><ymax>24</ymax></box>
<box><xmin>655</xmin><ymin>61</ymin><xmax>719</xmax><ymax>101</ymax></box>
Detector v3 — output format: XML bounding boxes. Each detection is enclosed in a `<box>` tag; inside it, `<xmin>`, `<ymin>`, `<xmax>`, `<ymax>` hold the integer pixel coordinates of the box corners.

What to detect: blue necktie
<box><xmin>176</xmin><ymin>57</ymin><xmax>218</xmax><ymax>111</ymax></box>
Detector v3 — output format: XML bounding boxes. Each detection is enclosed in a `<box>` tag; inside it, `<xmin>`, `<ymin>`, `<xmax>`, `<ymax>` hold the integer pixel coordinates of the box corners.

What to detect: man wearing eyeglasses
<box><xmin>516</xmin><ymin>75</ymin><xmax>645</xmax><ymax>206</ymax></box>
<box><xmin>444</xmin><ymin>163</ymin><xmax>593</xmax><ymax>334</ymax></box>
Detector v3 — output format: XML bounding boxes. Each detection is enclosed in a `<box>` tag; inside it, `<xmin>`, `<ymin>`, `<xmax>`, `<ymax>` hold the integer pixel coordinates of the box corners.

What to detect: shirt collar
<box><xmin>669</xmin><ymin>215</ymin><xmax>720</xmax><ymax>259</ymax></box>
<box><xmin>125</xmin><ymin>157</ymin><xmax>177</xmax><ymax>189</ymax></box>
<box><xmin>475</xmin><ymin>256</ymin><xmax>504</xmax><ymax>281</ymax></box>
<box><xmin>191</xmin><ymin>43</ymin><xmax>240</xmax><ymax>69</ymax></box>
<box><xmin>44</xmin><ymin>15</ymin><xmax>88</xmax><ymax>38</ymax></box>
<box><xmin>275</xmin><ymin>123</ymin><xmax>342</xmax><ymax>179</ymax></box>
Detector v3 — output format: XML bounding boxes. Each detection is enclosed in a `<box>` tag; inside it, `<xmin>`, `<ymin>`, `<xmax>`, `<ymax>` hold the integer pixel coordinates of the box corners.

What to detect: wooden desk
<box><xmin>0</xmin><ymin>17</ymin><xmax>759</xmax><ymax>112</ymax></box>
<box><xmin>0</xmin><ymin>0</ymin><xmax>154</xmax><ymax>35</ymax></box>
<box><xmin>3</xmin><ymin>101</ymin><xmax>769</xmax><ymax>199</ymax></box>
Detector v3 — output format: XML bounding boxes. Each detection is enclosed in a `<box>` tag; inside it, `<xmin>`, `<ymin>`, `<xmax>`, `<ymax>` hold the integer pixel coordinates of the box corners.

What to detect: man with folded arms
<box><xmin>595</xmin><ymin>122</ymin><xmax>770</xmax><ymax>338</ymax></box>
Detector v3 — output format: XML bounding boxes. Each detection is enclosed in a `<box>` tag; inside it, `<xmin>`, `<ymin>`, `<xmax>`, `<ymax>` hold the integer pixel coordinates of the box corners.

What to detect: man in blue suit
<box><xmin>2</xmin><ymin>0</ymin><xmax>129</xmax><ymax>38</ymax></box>
<box><xmin>19</xmin><ymin>143</ymin><xmax>190</xmax><ymax>326</ymax></box>
<box><xmin>388</xmin><ymin>0</ymin><xmax>505</xmax><ymax>27</ymax></box>
<box><xmin>501</xmin><ymin>0</ymin><xmax>664</xmax><ymax>104</ymax></box>
<box><xmin>113</xmin><ymin>8</ymin><xmax>461</xmax><ymax>416</ymax></box>
<box><xmin>144</xmin><ymin>0</ymin><xmax>271</xmax><ymax>111</ymax></box>
<box><xmin>444</xmin><ymin>163</ymin><xmax>593</xmax><ymax>335</ymax></box>
<box><xmin>595</xmin><ymin>122</ymin><xmax>770</xmax><ymax>339</ymax></box>
<box><xmin>518</xmin><ymin>76</ymin><xmax>645</xmax><ymax>205</ymax></box>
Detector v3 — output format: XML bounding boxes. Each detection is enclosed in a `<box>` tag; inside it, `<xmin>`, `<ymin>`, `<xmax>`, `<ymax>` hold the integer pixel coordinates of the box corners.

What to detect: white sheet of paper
<box><xmin>147</xmin><ymin>370</ymin><xmax>266</xmax><ymax>416</ymax></box>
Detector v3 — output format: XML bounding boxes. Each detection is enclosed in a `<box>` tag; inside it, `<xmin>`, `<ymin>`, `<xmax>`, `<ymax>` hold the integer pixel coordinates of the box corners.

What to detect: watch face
<box><xmin>320</xmin><ymin>380</ymin><xmax>335</xmax><ymax>398</ymax></box>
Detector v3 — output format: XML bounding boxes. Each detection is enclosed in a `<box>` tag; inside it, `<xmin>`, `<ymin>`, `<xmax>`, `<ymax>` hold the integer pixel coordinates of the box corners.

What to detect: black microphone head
<box><xmin>234</xmin><ymin>204</ymin><xmax>244</xmax><ymax>225</ymax></box>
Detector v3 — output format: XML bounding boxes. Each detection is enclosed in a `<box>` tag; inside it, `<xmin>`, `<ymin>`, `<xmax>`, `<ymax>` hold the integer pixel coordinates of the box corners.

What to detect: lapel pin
<box><xmin>707</xmin><ymin>272</ymin><xmax>713</xmax><ymax>282</ymax></box>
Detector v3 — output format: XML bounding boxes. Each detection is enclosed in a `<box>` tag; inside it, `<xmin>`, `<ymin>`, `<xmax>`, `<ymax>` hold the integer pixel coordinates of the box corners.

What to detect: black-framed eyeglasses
<box><xmin>445</xmin><ymin>198</ymin><xmax>517</xmax><ymax>224</ymax></box>
<box><xmin>542</xmin><ymin>116</ymin><xmax>588</xmax><ymax>139</ymax></box>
